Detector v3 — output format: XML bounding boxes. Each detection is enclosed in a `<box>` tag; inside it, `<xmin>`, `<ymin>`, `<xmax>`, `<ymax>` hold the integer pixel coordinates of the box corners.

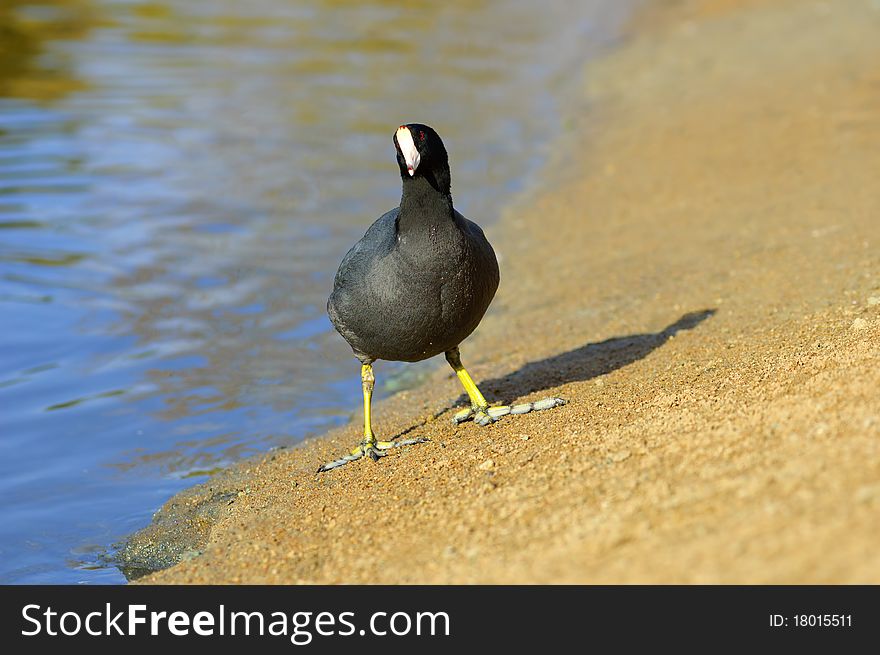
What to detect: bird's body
<box><xmin>318</xmin><ymin>124</ymin><xmax>563</xmax><ymax>472</ymax></box>
<box><xmin>328</xmin><ymin>204</ymin><xmax>499</xmax><ymax>364</ymax></box>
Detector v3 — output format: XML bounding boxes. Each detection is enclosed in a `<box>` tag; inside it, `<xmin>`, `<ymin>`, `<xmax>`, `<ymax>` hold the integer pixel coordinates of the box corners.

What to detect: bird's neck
<box><xmin>398</xmin><ymin>173</ymin><xmax>454</xmax><ymax>232</ymax></box>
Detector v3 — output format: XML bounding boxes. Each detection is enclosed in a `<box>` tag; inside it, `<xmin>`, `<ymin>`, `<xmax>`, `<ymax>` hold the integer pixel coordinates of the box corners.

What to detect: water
<box><xmin>0</xmin><ymin>0</ymin><xmax>631</xmax><ymax>583</ymax></box>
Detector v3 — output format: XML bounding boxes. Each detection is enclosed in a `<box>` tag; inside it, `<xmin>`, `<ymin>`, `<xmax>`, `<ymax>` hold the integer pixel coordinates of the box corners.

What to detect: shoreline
<box><xmin>123</xmin><ymin>0</ymin><xmax>880</xmax><ymax>583</ymax></box>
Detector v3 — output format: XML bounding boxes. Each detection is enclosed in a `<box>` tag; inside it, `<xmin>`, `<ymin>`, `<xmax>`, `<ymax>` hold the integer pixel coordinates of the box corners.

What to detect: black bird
<box><xmin>320</xmin><ymin>124</ymin><xmax>565</xmax><ymax>471</ymax></box>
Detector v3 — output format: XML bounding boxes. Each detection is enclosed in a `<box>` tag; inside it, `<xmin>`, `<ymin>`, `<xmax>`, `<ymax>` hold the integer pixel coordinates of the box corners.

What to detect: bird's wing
<box><xmin>332</xmin><ymin>208</ymin><xmax>400</xmax><ymax>291</ymax></box>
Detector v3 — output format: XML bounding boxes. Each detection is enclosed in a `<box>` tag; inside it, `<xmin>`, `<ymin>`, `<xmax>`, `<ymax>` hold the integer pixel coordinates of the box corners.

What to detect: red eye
<box><xmin>419</xmin><ymin>130</ymin><xmax>426</xmax><ymax>141</ymax></box>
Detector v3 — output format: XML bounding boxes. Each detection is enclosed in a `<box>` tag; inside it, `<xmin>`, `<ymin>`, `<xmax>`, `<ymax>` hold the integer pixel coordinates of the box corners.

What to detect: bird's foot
<box><xmin>452</xmin><ymin>397</ymin><xmax>567</xmax><ymax>426</ymax></box>
<box><xmin>317</xmin><ymin>436</ymin><xmax>429</xmax><ymax>473</ymax></box>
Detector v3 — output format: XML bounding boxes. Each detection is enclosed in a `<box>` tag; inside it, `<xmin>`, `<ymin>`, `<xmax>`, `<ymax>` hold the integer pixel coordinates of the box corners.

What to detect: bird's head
<box><xmin>393</xmin><ymin>123</ymin><xmax>450</xmax><ymax>192</ymax></box>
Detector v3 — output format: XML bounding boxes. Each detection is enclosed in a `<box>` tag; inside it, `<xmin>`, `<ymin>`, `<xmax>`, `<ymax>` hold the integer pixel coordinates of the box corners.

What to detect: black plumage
<box><xmin>328</xmin><ymin>124</ymin><xmax>499</xmax><ymax>365</ymax></box>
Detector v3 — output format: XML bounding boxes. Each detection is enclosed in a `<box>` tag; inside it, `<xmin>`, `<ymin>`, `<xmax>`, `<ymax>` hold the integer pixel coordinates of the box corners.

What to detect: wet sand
<box><xmin>126</xmin><ymin>0</ymin><xmax>880</xmax><ymax>583</ymax></box>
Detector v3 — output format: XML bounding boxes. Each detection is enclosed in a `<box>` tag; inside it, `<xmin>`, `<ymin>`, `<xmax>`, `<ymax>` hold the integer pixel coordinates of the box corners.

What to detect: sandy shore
<box><xmin>124</xmin><ymin>0</ymin><xmax>880</xmax><ymax>584</ymax></box>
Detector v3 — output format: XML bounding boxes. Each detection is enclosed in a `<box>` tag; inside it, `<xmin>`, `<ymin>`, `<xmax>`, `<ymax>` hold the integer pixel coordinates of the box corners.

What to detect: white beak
<box><xmin>396</xmin><ymin>125</ymin><xmax>420</xmax><ymax>176</ymax></box>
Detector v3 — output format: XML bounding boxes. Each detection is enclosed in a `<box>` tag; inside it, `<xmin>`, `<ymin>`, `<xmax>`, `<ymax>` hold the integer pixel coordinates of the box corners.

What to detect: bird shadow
<box><xmin>459</xmin><ymin>308</ymin><xmax>717</xmax><ymax>406</ymax></box>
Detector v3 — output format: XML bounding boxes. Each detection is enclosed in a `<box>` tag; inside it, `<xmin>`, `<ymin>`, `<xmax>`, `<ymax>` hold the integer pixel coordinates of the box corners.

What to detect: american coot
<box><xmin>319</xmin><ymin>124</ymin><xmax>565</xmax><ymax>472</ymax></box>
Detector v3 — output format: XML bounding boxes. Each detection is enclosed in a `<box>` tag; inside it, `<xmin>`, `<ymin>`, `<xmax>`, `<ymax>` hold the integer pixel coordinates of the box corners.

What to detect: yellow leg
<box><xmin>445</xmin><ymin>347</ymin><xmax>489</xmax><ymax>409</ymax></box>
<box><xmin>361</xmin><ymin>363</ymin><xmax>375</xmax><ymax>441</ymax></box>
<box><xmin>445</xmin><ymin>347</ymin><xmax>567</xmax><ymax>426</ymax></box>
<box><xmin>317</xmin><ymin>363</ymin><xmax>428</xmax><ymax>472</ymax></box>
<box><xmin>355</xmin><ymin>363</ymin><xmax>393</xmax><ymax>458</ymax></box>
<box><xmin>453</xmin><ymin>362</ymin><xmax>489</xmax><ymax>409</ymax></box>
